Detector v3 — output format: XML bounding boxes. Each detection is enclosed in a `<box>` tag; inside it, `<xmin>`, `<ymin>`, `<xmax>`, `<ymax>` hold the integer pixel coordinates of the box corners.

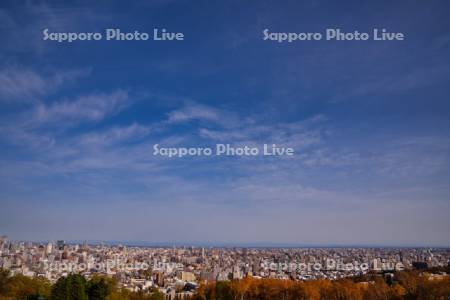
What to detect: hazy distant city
<box><xmin>1</xmin><ymin>235</ymin><xmax>449</xmax><ymax>298</ymax></box>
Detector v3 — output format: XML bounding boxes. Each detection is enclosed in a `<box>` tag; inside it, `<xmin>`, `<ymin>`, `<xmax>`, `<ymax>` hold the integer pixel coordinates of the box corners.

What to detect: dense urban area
<box><xmin>0</xmin><ymin>235</ymin><xmax>449</xmax><ymax>299</ymax></box>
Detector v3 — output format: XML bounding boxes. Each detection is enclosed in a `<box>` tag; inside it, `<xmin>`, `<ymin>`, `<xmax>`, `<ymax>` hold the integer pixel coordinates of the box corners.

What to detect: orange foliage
<box><xmin>191</xmin><ymin>271</ymin><xmax>450</xmax><ymax>300</ymax></box>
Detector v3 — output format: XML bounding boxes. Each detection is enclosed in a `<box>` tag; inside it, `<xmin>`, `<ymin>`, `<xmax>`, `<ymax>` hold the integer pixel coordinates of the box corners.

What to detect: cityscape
<box><xmin>1</xmin><ymin>235</ymin><xmax>449</xmax><ymax>299</ymax></box>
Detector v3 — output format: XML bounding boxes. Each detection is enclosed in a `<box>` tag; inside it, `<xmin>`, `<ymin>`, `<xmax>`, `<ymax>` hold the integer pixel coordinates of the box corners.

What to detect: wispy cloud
<box><xmin>77</xmin><ymin>123</ymin><xmax>151</xmax><ymax>148</ymax></box>
<box><xmin>199</xmin><ymin>114</ymin><xmax>327</xmax><ymax>150</ymax></box>
<box><xmin>30</xmin><ymin>89</ymin><xmax>130</xmax><ymax>125</ymax></box>
<box><xmin>0</xmin><ymin>67</ymin><xmax>90</xmax><ymax>102</ymax></box>
<box><xmin>0</xmin><ymin>2</ymin><xmax>111</xmax><ymax>56</ymax></box>
<box><xmin>166</xmin><ymin>102</ymin><xmax>221</xmax><ymax>124</ymax></box>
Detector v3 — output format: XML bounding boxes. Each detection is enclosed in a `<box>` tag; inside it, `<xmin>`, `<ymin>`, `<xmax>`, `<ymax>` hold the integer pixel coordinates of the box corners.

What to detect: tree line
<box><xmin>0</xmin><ymin>268</ymin><xmax>449</xmax><ymax>300</ymax></box>
<box><xmin>0</xmin><ymin>269</ymin><xmax>164</xmax><ymax>300</ymax></box>
<box><xmin>192</xmin><ymin>271</ymin><xmax>450</xmax><ymax>300</ymax></box>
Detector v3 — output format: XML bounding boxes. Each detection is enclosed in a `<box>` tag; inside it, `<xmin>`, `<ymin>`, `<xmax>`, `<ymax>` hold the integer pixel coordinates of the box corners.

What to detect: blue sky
<box><xmin>0</xmin><ymin>0</ymin><xmax>450</xmax><ymax>246</ymax></box>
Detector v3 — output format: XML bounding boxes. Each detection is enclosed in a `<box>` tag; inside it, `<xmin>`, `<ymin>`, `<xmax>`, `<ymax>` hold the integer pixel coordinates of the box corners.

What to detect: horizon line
<box><xmin>6</xmin><ymin>238</ymin><xmax>450</xmax><ymax>249</ymax></box>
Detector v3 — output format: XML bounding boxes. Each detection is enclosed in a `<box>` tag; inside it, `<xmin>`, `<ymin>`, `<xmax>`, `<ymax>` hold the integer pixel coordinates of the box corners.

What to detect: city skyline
<box><xmin>1</xmin><ymin>0</ymin><xmax>450</xmax><ymax>247</ymax></box>
<box><xmin>2</xmin><ymin>234</ymin><xmax>448</xmax><ymax>298</ymax></box>
<box><xmin>3</xmin><ymin>235</ymin><xmax>450</xmax><ymax>249</ymax></box>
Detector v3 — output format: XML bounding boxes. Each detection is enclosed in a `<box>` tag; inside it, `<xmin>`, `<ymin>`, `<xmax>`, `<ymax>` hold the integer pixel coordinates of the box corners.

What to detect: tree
<box><xmin>51</xmin><ymin>274</ymin><xmax>88</xmax><ymax>300</ymax></box>
<box><xmin>0</xmin><ymin>269</ymin><xmax>10</xmax><ymax>295</ymax></box>
<box><xmin>0</xmin><ymin>273</ymin><xmax>51</xmax><ymax>300</ymax></box>
<box><xmin>149</xmin><ymin>290</ymin><xmax>165</xmax><ymax>300</ymax></box>
<box><xmin>86</xmin><ymin>276</ymin><xmax>115</xmax><ymax>300</ymax></box>
<box><xmin>215</xmin><ymin>281</ymin><xmax>233</xmax><ymax>300</ymax></box>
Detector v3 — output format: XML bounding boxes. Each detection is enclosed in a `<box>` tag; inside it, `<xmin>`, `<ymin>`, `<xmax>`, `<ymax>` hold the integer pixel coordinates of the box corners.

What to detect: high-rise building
<box><xmin>57</xmin><ymin>240</ymin><xmax>65</xmax><ymax>251</ymax></box>
<box><xmin>0</xmin><ymin>235</ymin><xmax>7</xmax><ymax>248</ymax></box>
<box><xmin>46</xmin><ymin>242</ymin><xmax>53</xmax><ymax>254</ymax></box>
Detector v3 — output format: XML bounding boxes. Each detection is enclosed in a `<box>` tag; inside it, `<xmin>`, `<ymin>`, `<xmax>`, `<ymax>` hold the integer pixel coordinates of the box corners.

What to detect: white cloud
<box><xmin>30</xmin><ymin>89</ymin><xmax>130</xmax><ymax>125</ymax></box>
<box><xmin>77</xmin><ymin>123</ymin><xmax>151</xmax><ymax>148</ymax></box>
<box><xmin>198</xmin><ymin>114</ymin><xmax>326</xmax><ymax>150</ymax></box>
<box><xmin>0</xmin><ymin>67</ymin><xmax>90</xmax><ymax>102</ymax></box>
<box><xmin>166</xmin><ymin>103</ymin><xmax>220</xmax><ymax>124</ymax></box>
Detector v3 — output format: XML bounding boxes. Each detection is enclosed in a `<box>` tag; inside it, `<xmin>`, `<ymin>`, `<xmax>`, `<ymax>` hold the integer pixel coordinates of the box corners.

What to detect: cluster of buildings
<box><xmin>0</xmin><ymin>235</ymin><xmax>449</xmax><ymax>298</ymax></box>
